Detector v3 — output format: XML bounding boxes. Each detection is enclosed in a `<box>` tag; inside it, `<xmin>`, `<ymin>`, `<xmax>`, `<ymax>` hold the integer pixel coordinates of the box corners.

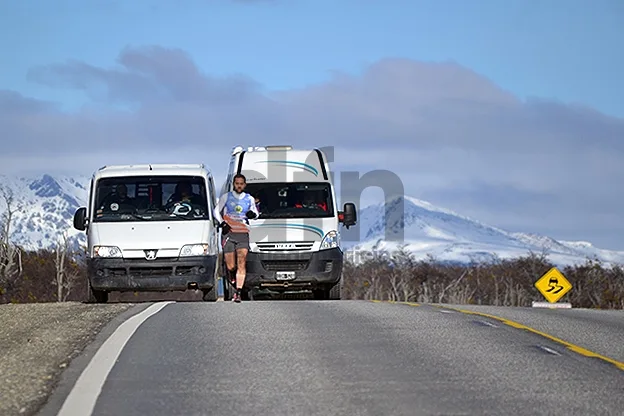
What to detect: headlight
<box><xmin>320</xmin><ymin>230</ymin><xmax>339</xmax><ymax>250</ymax></box>
<box><xmin>93</xmin><ymin>246</ymin><xmax>122</xmax><ymax>258</ymax></box>
<box><xmin>180</xmin><ymin>244</ymin><xmax>210</xmax><ymax>256</ymax></box>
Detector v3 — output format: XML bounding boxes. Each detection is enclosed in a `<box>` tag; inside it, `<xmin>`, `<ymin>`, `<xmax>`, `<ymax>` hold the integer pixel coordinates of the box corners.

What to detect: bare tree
<box><xmin>62</xmin><ymin>265</ymin><xmax>80</xmax><ymax>302</ymax></box>
<box><xmin>53</xmin><ymin>231</ymin><xmax>78</xmax><ymax>301</ymax></box>
<box><xmin>0</xmin><ymin>185</ymin><xmax>23</xmax><ymax>294</ymax></box>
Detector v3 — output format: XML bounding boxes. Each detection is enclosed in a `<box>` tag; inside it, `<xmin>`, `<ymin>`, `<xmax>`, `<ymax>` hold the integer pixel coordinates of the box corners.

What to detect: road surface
<box><xmin>40</xmin><ymin>300</ymin><xmax>624</xmax><ymax>416</ymax></box>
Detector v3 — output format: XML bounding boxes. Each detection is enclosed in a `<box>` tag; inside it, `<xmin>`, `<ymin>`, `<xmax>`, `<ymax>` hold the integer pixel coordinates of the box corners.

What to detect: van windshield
<box><xmin>245</xmin><ymin>182</ymin><xmax>333</xmax><ymax>219</ymax></box>
<box><xmin>93</xmin><ymin>175</ymin><xmax>209</xmax><ymax>222</ymax></box>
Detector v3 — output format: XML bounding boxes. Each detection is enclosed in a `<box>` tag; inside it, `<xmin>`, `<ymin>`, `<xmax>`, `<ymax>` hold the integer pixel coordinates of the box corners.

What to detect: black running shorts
<box><xmin>222</xmin><ymin>232</ymin><xmax>250</xmax><ymax>253</ymax></box>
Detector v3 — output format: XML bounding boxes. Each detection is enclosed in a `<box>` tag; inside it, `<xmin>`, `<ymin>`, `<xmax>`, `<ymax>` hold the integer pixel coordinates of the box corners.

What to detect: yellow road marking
<box><xmin>369</xmin><ymin>300</ymin><xmax>624</xmax><ymax>371</ymax></box>
<box><xmin>438</xmin><ymin>306</ymin><xmax>624</xmax><ymax>372</ymax></box>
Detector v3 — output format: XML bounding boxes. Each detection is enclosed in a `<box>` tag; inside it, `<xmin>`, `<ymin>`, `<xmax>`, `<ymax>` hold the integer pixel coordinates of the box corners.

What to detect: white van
<box><xmin>73</xmin><ymin>164</ymin><xmax>222</xmax><ymax>303</ymax></box>
<box><xmin>217</xmin><ymin>145</ymin><xmax>357</xmax><ymax>300</ymax></box>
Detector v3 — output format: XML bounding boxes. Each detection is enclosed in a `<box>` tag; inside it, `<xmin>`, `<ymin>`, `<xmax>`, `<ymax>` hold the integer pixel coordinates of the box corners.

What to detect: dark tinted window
<box><xmin>93</xmin><ymin>175</ymin><xmax>208</xmax><ymax>222</ymax></box>
<box><xmin>245</xmin><ymin>182</ymin><xmax>333</xmax><ymax>219</ymax></box>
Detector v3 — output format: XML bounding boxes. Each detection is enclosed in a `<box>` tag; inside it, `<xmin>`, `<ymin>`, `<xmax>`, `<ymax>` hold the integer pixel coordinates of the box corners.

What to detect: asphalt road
<box><xmin>434</xmin><ymin>303</ymin><xmax>624</xmax><ymax>363</ymax></box>
<box><xmin>41</xmin><ymin>301</ymin><xmax>624</xmax><ymax>416</ymax></box>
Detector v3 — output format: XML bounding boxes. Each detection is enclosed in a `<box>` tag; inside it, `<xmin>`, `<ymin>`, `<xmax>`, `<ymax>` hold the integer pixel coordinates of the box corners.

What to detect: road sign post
<box><xmin>533</xmin><ymin>267</ymin><xmax>572</xmax><ymax>308</ymax></box>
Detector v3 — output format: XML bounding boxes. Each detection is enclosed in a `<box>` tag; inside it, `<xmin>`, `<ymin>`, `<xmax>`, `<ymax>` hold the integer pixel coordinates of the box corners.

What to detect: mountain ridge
<box><xmin>342</xmin><ymin>194</ymin><xmax>624</xmax><ymax>267</ymax></box>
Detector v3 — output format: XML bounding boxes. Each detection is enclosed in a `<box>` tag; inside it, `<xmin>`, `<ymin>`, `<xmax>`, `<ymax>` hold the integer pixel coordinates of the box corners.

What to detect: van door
<box><xmin>208</xmin><ymin>175</ymin><xmax>218</xmax><ymax>227</ymax></box>
<box><xmin>208</xmin><ymin>174</ymin><xmax>223</xmax><ymax>281</ymax></box>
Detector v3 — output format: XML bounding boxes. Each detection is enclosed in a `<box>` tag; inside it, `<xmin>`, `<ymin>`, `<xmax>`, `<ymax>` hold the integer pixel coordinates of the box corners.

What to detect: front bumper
<box><xmin>88</xmin><ymin>255</ymin><xmax>218</xmax><ymax>292</ymax></box>
<box><xmin>243</xmin><ymin>247</ymin><xmax>343</xmax><ymax>291</ymax></box>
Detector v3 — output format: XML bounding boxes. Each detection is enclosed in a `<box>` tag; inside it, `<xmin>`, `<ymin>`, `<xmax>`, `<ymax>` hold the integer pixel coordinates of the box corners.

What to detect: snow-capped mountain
<box><xmin>1</xmin><ymin>174</ymin><xmax>623</xmax><ymax>267</ymax></box>
<box><xmin>341</xmin><ymin>195</ymin><xmax>624</xmax><ymax>267</ymax></box>
<box><xmin>0</xmin><ymin>174</ymin><xmax>90</xmax><ymax>251</ymax></box>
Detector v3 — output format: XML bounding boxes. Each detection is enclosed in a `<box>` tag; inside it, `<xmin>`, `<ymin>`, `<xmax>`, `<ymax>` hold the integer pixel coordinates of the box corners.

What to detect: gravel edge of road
<box><xmin>0</xmin><ymin>302</ymin><xmax>142</xmax><ymax>416</ymax></box>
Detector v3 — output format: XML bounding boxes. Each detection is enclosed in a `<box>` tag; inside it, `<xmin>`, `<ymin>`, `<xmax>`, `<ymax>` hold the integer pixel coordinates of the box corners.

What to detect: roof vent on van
<box><xmin>265</xmin><ymin>145</ymin><xmax>293</xmax><ymax>150</ymax></box>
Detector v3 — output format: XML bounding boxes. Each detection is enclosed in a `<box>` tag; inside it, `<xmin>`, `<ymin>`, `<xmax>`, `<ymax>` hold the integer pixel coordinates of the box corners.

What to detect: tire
<box><xmin>86</xmin><ymin>279</ymin><xmax>108</xmax><ymax>303</ymax></box>
<box><xmin>202</xmin><ymin>269</ymin><xmax>219</xmax><ymax>302</ymax></box>
<box><xmin>312</xmin><ymin>289</ymin><xmax>327</xmax><ymax>300</ymax></box>
<box><xmin>223</xmin><ymin>269</ymin><xmax>232</xmax><ymax>301</ymax></box>
<box><xmin>223</xmin><ymin>279</ymin><xmax>231</xmax><ymax>301</ymax></box>
<box><xmin>328</xmin><ymin>282</ymin><xmax>341</xmax><ymax>300</ymax></box>
<box><xmin>202</xmin><ymin>288</ymin><xmax>218</xmax><ymax>302</ymax></box>
<box><xmin>312</xmin><ymin>282</ymin><xmax>341</xmax><ymax>300</ymax></box>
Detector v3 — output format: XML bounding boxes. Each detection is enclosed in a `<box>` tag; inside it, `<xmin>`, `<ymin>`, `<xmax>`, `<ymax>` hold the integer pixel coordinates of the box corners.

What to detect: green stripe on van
<box><xmin>255</xmin><ymin>160</ymin><xmax>319</xmax><ymax>176</ymax></box>
<box><xmin>252</xmin><ymin>223</ymin><xmax>324</xmax><ymax>238</ymax></box>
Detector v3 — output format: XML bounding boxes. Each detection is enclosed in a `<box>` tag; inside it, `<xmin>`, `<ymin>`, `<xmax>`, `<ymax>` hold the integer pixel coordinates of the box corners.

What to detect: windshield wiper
<box><xmin>261</xmin><ymin>213</ymin><xmax>297</xmax><ymax>218</ymax></box>
<box><xmin>122</xmin><ymin>213</ymin><xmax>151</xmax><ymax>221</ymax></box>
<box><xmin>261</xmin><ymin>211</ymin><xmax>328</xmax><ymax>219</ymax></box>
<box><xmin>168</xmin><ymin>210</ymin><xmax>208</xmax><ymax>219</ymax></box>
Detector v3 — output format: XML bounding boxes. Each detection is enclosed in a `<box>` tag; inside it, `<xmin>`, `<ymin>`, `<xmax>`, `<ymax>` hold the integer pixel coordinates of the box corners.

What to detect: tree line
<box><xmin>2</xmin><ymin>242</ymin><xmax>623</xmax><ymax>308</ymax></box>
<box><xmin>341</xmin><ymin>245</ymin><xmax>624</xmax><ymax>309</ymax></box>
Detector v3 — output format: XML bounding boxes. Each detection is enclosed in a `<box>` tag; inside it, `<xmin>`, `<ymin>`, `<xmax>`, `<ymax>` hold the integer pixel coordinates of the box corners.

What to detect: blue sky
<box><xmin>2</xmin><ymin>0</ymin><xmax>623</xmax><ymax>116</ymax></box>
<box><xmin>1</xmin><ymin>0</ymin><xmax>624</xmax><ymax>250</ymax></box>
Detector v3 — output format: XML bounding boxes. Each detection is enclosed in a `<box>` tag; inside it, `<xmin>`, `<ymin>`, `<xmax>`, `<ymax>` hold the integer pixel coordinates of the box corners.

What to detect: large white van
<box><xmin>217</xmin><ymin>145</ymin><xmax>357</xmax><ymax>300</ymax></box>
<box><xmin>73</xmin><ymin>164</ymin><xmax>222</xmax><ymax>303</ymax></box>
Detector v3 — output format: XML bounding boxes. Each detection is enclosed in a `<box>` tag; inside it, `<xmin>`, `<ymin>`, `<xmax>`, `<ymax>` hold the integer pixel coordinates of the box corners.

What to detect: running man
<box><xmin>213</xmin><ymin>174</ymin><xmax>259</xmax><ymax>302</ymax></box>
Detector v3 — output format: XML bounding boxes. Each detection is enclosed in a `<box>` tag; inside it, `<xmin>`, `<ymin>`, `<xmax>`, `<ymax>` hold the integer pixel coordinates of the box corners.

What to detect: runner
<box><xmin>213</xmin><ymin>174</ymin><xmax>259</xmax><ymax>302</ymax></box>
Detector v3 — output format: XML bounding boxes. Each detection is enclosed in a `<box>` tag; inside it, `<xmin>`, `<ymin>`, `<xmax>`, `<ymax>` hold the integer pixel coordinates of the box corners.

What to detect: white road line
<box><xmin>478</xmin><ymin>320</ymin><xmax>498</xmax><ymax>328</ymax></box>
<box><xmin>537</xmin><ymin>345</ymin><xmax>562</xmax><ymax>356</ymax></box>
<box><xmin>57</xmin><ymin>301</ymin><xmax>173</xmax><ymax>416</ymax></box>
<box><xmin>439</xmin><ymin>310</ymin><xmax>454</xmax><ymax>314</ymax></box>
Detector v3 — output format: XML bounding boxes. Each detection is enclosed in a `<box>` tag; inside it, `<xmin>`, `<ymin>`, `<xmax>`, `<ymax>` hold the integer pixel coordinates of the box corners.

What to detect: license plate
<box><xmin>276</xmin><ymin>271</ymin><xmax>295</xmax><ymax>280</ymax></box>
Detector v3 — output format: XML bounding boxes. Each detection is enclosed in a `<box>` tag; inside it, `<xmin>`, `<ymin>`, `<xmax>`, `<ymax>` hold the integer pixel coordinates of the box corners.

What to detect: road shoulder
<box><xmin>0</xmin><ymin>302</ymin><xmax>142</xmax><ymax>416</ymax></box>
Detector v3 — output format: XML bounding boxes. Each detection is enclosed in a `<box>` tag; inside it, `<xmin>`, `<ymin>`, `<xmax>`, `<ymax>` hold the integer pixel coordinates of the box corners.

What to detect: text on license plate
<box><xmin>276</xmin><ymin>271</ymin><xmax>295</xmax><ymax>280</ymax></box>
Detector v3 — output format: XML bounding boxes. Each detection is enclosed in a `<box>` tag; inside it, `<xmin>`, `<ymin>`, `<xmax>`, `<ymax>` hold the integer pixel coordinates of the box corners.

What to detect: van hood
<box><xmin>91</xmin><ymin>221</ymin><xmax>210</xmax><ymax>258</ymax></box>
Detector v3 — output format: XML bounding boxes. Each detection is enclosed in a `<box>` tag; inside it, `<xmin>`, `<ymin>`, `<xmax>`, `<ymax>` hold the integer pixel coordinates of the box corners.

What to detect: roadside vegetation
<box><xmin>2</xmin><ymin>182</ymin><xmax>623</xmax><ymax>307</ymax></box>
<box><xmin>1</xmin><ymin>242</ymin><xmax>623</xmax><ymax>308</ymax></box>
<box><xmin>342</xmin><ymin>245</ymin><xmax>624</xmax><ymax>309</ymax></box>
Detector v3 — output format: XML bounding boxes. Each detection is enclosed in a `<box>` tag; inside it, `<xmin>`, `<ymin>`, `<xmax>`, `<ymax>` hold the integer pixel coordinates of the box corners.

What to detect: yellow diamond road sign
<box><xmin>535</xmin><ymin>267</ymin><xmax>572</xmax><ymax>303</ymax></box>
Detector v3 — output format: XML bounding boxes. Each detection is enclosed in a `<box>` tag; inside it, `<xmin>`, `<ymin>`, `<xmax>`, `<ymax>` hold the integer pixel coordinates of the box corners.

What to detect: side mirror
<box><xmin>339</xmin><ymin>202</ymin><xmax>357</xmax><ymax>229</ymax></box>
<box><xmin>73</xmin><ymin>207</ymin><xmax>87</xmax><ymax>231</ymax></box>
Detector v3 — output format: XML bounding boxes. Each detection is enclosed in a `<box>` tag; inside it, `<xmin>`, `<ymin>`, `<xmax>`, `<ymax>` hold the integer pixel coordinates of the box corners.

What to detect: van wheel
<box><xmin>329</xmin><ymin>282</ymin><xmax>341</xmax><ymax>300</ymax></box>
<box><xmin>87</xmin><ymin>280</ymin><xmax>108</xmax><ymax>303</ymax></box>
<box><xmin>313</xmin><ymin>283</ymin><xmax>341</xmax><ymax>300</ymax></box>
<box><xmin>312</xmin><ymin>289</ymin><xmax>326</xmax><ymax>300</ymax></box>
<box><xmin>202</xmin><ymin>288</ymin><xmax>218</xmax><ymax>302</ymax></box>
<box><xmin>223</xmin><ymin>276</ymin><xmax>231</xmax><ymax>301</ymax></box>
<box><xmin>202</xmin><ymin>272</ymin><xmax>219</xmax><ymax>302</ymax></box>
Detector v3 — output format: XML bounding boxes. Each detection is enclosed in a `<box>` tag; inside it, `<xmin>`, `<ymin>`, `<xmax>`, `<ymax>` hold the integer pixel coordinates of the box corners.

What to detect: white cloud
<box><xmin>2</xmin><ymin>45</ymin><xmax>623</xmax><ymax>249</ymax></box>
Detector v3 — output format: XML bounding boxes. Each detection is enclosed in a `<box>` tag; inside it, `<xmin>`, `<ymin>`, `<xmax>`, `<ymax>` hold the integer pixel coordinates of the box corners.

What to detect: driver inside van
<box><xmin>98</xmin><ymin>184</ymin><xmax>135</xmax><ymax>214</ymax></box>
<box><xmin>167</xmin><ymin>181</ymin><xmax>203</xmax><ymax>206</ymax></box>
<box><xmin>295</xmin><ymin>192</ymin><xmax>327</xmax><ymax>211</ymax></box>
<box><xmin>165</xmin><ymin>181</ymin><xmax>205</xmax><ymax>216</ymax></box>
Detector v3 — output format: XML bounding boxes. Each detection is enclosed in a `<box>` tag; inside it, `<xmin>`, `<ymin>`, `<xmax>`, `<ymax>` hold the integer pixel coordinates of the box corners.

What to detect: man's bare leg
<box><xmin>224</xmin><ymin>251</ymin><xmax>236</xmax><ymax>285</ymax></box>
<box><xmin>236</xmin><ymin>248</ymin><xmax>248</xmax><ymax>290</ymax></box>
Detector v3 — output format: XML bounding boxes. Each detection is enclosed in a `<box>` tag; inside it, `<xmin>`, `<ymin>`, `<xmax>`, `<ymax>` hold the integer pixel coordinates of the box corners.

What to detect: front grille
<box><xmin>256</xmin><ymin>242</ymin><xmax>314</xmax><ymax>252</ymax></box>
<box><xmin>175</xmin><ymin>266</ymin><xmax>195</xmax><ymax>275</ymax></box>
<box><xmin>128</xmin><ymin>267</ymin><xmax>173</xmax><ymax>277</ymax></box>
<box><xmin>261</xmin><ymin>260</ymin><xmax>309</xmax><ymax>271</ymax></box>
<box><xmin>100</xmin><ymin>265</ymin><xmax>199</xmax><ymax>277</ymax></box>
